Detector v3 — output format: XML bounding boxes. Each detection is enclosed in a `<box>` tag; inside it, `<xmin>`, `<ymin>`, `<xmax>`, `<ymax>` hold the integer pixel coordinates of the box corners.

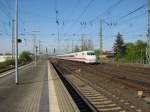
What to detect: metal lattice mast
<box><xmin>147</xmin><ymin>0</ymin><xmax>150</xmax><ymax>64</ymax></box>
<box><xmin>12</xmin><ymin>19</ymin><xmax>15</xmax><ymax>60</ymax></box>
<box><xmin>100</xmin><ymin>19</ymin><xmax>103</xmax><ymax>54</ymax></box>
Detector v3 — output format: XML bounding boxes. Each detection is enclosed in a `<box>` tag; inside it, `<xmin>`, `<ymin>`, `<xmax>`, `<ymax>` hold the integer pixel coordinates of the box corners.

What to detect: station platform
<box><xmin>0</xmin><ymin>61</ymin><xmax>58</xmax><ymax>112</ymax></box>
<box><xmin>0</xmin><ymin>60</ymin><xmax>79</xmax><ymax>112</ymax></box>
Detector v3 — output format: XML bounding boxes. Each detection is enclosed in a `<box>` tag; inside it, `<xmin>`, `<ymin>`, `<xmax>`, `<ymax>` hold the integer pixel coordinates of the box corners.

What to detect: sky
<box><xmin>0</xmin><ymin>0</ymin><xmax>148</xmax><ymax>54</ymax></box>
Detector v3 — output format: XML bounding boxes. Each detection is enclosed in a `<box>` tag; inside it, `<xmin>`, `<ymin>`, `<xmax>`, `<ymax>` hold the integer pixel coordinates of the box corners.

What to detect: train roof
<box><xmin>57</xmin><ymin>50</ymin><xmax>95</xmax><ymax>57</ymax></box>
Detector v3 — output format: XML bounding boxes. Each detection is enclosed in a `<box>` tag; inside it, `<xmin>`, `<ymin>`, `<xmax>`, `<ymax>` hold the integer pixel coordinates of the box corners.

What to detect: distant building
<box><xmin>100</xmin><ymin>51</ymin><xmax>114</xmax><ymax>59</ymax></box>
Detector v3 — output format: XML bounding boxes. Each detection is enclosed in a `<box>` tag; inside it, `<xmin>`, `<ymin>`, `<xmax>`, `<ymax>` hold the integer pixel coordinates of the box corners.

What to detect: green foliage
<box><xmin>113</xmin><ymin>32</ymin><xmax>146</xmax><ymax>64</ymax></box>
<box><xmin>125</xmin><ymin>43</ymin><xmax>135</xmax><ymax>62</ymax></box>
<box><xmin>0</xmin><ymin>51</ymin><xmax>33</xmax><ymax>72</ymax></box>
<box><xmin>125</xmin><ymin>40</ymin><xmax>146</xmax><ymax>63</ymax></box>
<box><xmin>95</xmin><ymin>50</ymin><xmax>100</xmax><ymax>60</ymax></box>
<box><xmin>19</xmin><ymin>51</ymin><xmax>33</xmax><ymax>63</ymax></box>
<box><xmin>4</xmin><ymin>59</ymin><xmax>15</xmax><ymax>66</ymax></box>
<box><xmin>0</xmin><ymin>59</ymin><xmax>15</xmax><ymax>71</ymax></box>
<box><xmin>113</xmin><ymin>32</ymin><xmax>125</xmax><ymax>61</ymax></box>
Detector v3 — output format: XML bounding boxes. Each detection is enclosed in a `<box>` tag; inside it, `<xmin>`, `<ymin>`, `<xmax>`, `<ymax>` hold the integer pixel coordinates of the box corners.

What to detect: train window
<box><xmin>87</xmin><ymin>52</ymin><xmax>95</xmax><ymax>55</ymax></box>
<box><xmin>68</xmin><ymin>55</ymin><xmax>74</xmax><ymax>57</ymax></box>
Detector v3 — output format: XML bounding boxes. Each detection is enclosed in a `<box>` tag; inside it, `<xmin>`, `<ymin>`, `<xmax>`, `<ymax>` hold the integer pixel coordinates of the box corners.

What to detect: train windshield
<box><xmin>87</xmin><ymin>52</ymin><xmax>95</xmax><ymax>55</ymax></box>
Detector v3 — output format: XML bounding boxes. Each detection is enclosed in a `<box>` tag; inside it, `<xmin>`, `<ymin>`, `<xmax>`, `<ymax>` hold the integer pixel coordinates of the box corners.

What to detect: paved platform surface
<box><xmin>0</xmin><ymin>60</ymin><xmax>50</xmax><ymax>112</ymax></box>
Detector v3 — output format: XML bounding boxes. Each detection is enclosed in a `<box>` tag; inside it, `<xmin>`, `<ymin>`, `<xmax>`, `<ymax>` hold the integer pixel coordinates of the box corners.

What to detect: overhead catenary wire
<box><xmin>0</xmin><ymin>0</ymin><xmax>11</xmax><ymax>19</ymax></box>
<box><xmin>90</xmin><ymin>0</ymin><xmax>124</xmax><ymax>23</ymax></box>
<box><xmin>117</xmin><ymin>4</ymin><xmax>146</xmax><ymax>22</ymax></box>
<box><xmin>68</xmin><ymin>0</ymin><xmax>95</xmax><ymax>31</ymax></box>
<box><xmin>86</xmin><ymin>1</ymin><xmax>146</xmax><ymax>38</ymax></box>
<box><xmin>72</xmin><ymin>0</ymin><xmax>124</xmax><ymax>40</ymax></box>
<box><xmin>1</xmin><ymin>0</ymin><xmax>12</xmax><ymax>17</ymax></box>
<box><xmin>62</xmin><ymin>0</ymin><xmax>81</xmax><ymax>33</ymax></box>
<box><xmin>109</xmin><ymin>5</ymin><xmax>147</xmax><ymax>30</ymax></box>
<box><xmin>0</xmin><ymin>0</ymin><xmax>15</xmax><ymax>37</ymax></box>
<box><xmin>115</xmin><ymin>12</ymin><xmax>147</xmax><ymax>27</ymax></box>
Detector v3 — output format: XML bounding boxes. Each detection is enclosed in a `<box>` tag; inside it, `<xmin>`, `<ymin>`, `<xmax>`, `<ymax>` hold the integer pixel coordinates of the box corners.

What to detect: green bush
<box><xmin>0</xmin><ymin>51</ymin><xmax>33</xmax><ymax>72</ymax></box>
<box><xmin>0</xmin><ymin>59</ymin><xmax>15</xmax><ymax>72</ymax></box>
<box><xmin>4</xmin><ymin>59</ymin><xmax>15</xmax><ymax>66</ymax></box>
<box><xmin>0</xmin><ymin>62</ymin><xmax>6</xmax><ymax>69</ymax></box>
<box><xmin>95</xmin><ymin>50</ymin><xmax>100</xmax><ymax>60</ymax></box>
<box><xmin>19</xmin><ymin>51</ymin><xmax>33</xmax><ymax>63</ymax></box>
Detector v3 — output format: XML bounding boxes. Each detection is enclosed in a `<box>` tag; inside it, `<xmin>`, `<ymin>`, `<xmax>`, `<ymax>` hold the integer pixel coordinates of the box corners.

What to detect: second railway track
<box><xmin>51</xmin><ymin>59</ymin><xmax>150</xmax><ymax>112</ymax></box>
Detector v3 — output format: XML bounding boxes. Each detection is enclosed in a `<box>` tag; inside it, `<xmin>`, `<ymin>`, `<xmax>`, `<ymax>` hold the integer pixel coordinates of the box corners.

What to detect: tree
<box><xmin>125</xmin><ymin>43</ymin><xmax>136</xmax><ymax>62</ymax></box>
<box><xmin>95</xmin><ymin>49</ymin><xmax>100</xmax><ymax>60</ymax></box>
<box><xmin>125</xmin><ymin>40</ymin><xmax>146</xmax><ymax>63</ymax></box>
<box><xmin>113</xmin><ymin>32</ymin><xmax>125</xmax><ymax>61</ymax></box>
<box><xmin>19</xmin><ymin>51</ymin><xmax>32</xmax><ymax>63</ymax></box>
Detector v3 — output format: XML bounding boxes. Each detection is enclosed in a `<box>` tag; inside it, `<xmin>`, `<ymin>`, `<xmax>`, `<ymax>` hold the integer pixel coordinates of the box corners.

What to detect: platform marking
<box><xmin>48</xmin><ymin>62</ymin><xmax>60</xmax><ymax>112</ymax></box>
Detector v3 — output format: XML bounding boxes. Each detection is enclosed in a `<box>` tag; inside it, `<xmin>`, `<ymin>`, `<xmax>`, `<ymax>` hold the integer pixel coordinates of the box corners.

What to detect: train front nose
<box><xmin>87</xmin><ymin>56</ymin><xmax>96</xmax><ymax>63</ymax></box>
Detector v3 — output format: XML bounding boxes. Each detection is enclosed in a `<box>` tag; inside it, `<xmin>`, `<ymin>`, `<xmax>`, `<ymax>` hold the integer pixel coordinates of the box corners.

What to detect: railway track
<box><xmin>51</xmin><ymin>59</ymin><xmax>150</xmax><ymax>112</ymax></box>
<box><xmin>61</xmin><ymin>60</ymin><xmax>150</xmax><ymax>93</ymax></box>
<box><xmin>82</xmin><ymin>64</ymin><xmax>150</xmax><ymax>92</ymax></box>
<box><xmin>52</xmin><ymin>63</ymin><xmax>96</xmax><ymax>112</ymax></box>
<box><xmin>92</xmin><ymin>64</ymin><xmax>150</xmax><ymax>84</ymax></box>
<box><xmin>66</xmin><ymin>74</ymin><xmax>127</xmax><ymax>112</ymax></box>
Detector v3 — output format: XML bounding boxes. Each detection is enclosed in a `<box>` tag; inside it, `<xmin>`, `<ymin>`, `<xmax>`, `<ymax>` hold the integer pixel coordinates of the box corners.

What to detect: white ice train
<box><xmin>57</xmin><ymin>51</ymin><xmax>97</xmax><ymax>63</ymax></box>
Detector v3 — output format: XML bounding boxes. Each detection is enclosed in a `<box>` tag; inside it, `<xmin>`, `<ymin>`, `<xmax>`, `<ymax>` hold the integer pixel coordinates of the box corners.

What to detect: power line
<box><xmin>110</xmin><ymin>4</ymin><xmax>147</xmax><ymax>29</ymax></box>
<box><xmin>62</xmin><ymin>0</ymin><xmax>81</xmax><ymax>32</ymax></box>
<box><xmin>90</xmin><ymin>0</ymin><xmax>124</xmax><ymax>23</ymax></box>
<box><xmin>0</xmin><ymin>0</ymin><xmax>14</xmax><ymax>37</ymax></box>
<box><xmin>69</xmin><ymin>0</ymin><xmax>81</xmax><ymax>17</ymax></box>
<box><xmin>116</xmin><ymin>12</ymin><xmax>147</xmax><ymax>26</ymax></box>
<box><xmin>68</xmin><ymin>0</ymin><xmax>95</xmax><ymax>30</ymax></box>
<box><xmin>0</xmin><ymin>0</ymin><xmax>12</xmax><ymax>19</ymax></box>
<box><xmin>118</xmin><ymin>4</ymin><xmax>146</xmax><ymax>21</ymax></box>
<box><xmin>86</xmin><ymin>2</ymin><xmax>146</xmax><ymax>42</ymax></box>
<box><xmin>73</xmin><ymin>0</ymin><xmax>124</xmax><ymax>38</ymax></box>
<box><xmin>2</xmin><ymin>0</ymin><xmax>12</xmax><ymax>17</ymax></box>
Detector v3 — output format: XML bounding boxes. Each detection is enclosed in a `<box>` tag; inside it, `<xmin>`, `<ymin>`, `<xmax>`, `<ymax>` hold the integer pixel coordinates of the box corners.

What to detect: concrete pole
<box><xmin>15</xmin><ymin>0</ymin><xmax>19</xmax><ymax>84</ymax></box>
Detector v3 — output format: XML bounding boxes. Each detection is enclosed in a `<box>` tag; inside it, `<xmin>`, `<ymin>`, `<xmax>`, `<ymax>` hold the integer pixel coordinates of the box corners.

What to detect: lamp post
<box><xmin>15</xmin><ymin>0</ymin><xmax>19</xmax><ymax>84</ymax></box>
